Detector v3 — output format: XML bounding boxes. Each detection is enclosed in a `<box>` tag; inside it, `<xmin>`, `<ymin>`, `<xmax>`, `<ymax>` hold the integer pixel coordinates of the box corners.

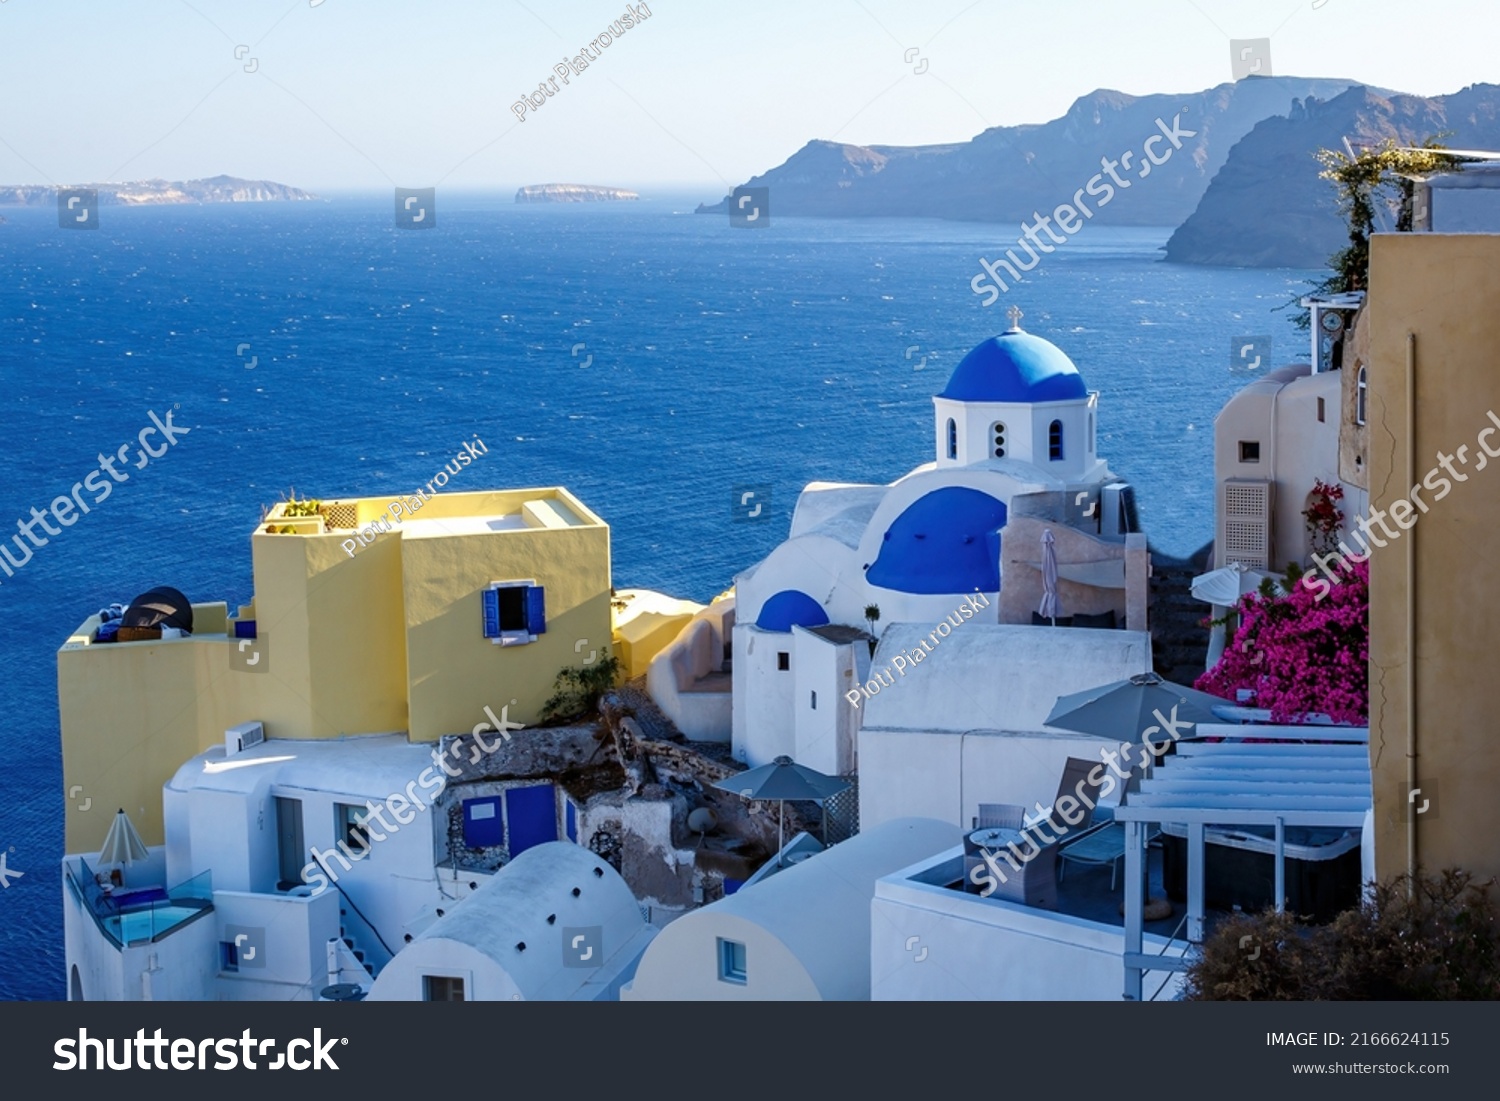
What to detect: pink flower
<box><xmin>1195</xmin><ymin>558</ymin><xmax>1368</xmax><ymax>724</ymax></box>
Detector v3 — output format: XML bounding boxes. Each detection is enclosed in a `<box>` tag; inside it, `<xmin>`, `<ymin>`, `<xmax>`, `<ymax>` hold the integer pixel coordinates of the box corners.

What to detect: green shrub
<box><xmin>540</xmin><ymin>652</ymin><xmax>622</xmax><ymax>724</ymax></box>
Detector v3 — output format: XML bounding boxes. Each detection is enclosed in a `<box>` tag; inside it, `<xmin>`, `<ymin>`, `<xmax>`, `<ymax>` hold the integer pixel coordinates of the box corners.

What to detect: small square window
<box><xmin>777</xmin><ymin>652</ymin><xmax>790</xmax><ymax>671</ymax></box>
<box><xmin>482</xmin><ymin>582</ymin><xmax>547</xmax><ymax>645</ymax></box>
<box><xmin>1238</xmin><ymin>441</ymin><xmax>1261</xmax><ymax>463</ymax></box>
<box><xmin>423</xmin><ymin>975</ymin><xmax>465</xmax><ymax>1002</ymax></box>
<box><xmin>336</xmin><ymin>802</ymin><xmax>371</xmax><ymax>853</ymax></box>
<box><xmin>718</xmin><ymin>938</ymin><xmax>747</xmax><ymax>984</ymax></box>
<box><xmin>1317</xmin><ymin>397</ymin><xmax>1326</xmax><ymax>423</ymax></box>
<box><xmin>220</xmin><ymin>941</ymin><xmax>240</xmax><ymax>973</ymax></box>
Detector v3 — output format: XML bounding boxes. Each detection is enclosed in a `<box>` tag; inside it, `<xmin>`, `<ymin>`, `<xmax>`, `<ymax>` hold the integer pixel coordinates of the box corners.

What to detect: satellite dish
<box><xmin>688</xmin><ymin>807</ymin><xmax>717</xmax><ymax>842</ymax></box>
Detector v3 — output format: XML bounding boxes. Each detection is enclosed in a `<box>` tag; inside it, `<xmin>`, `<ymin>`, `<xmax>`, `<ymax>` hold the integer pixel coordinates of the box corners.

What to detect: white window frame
<box><xmin>718</xmin><ymin>938</ymin><xmax>747</xmax><ymax>985</ymax></box>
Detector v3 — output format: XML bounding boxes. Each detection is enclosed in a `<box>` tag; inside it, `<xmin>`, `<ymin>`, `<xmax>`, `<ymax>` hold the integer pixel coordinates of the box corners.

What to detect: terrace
<box><xmin>872</xmin><ymin>719</ymin><xmax>1371</xmax><ymax>1001</ymax></box>
<box><xmin>63</xmin><ymin>852</ymin><xmax>213</xmax><ymax>950</ymax></box>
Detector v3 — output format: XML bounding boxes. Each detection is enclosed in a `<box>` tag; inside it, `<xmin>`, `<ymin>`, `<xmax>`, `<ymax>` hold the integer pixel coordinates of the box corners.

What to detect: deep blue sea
<box><xmin>0</xmin><ymin>191</ymin><xmax>1318</xmax><ymax>998</ymax></box>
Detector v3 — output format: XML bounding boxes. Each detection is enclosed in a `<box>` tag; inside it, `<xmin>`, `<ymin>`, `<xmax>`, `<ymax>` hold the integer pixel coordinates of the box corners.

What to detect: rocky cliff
<box><xmin>1164</xmin><ymin>83</ymin><xmax>1500</xmax><ymax>268</ymax></box>
<box><xmin>697</xmin><ymin>76</ymin><xmax>1365</xmax><ymax>226</ymax></box>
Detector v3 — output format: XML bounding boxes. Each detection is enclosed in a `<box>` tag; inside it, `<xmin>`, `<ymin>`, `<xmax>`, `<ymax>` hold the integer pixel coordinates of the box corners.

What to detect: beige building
<box><xmin>1365</xmin><ymin>233</ymin><xmax>1500</xmax><ymax>885</ymax></box>
<box><xmin>1213</xmin><ymin>364</ymin><xmax>1369</xmax><ymax>574</ymax></box>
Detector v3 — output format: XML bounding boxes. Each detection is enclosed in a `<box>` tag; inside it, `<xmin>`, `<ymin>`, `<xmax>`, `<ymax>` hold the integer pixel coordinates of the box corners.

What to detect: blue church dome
<box><xmin>755</xmin><ymin>590</ymin><xmax>831</xmax><ymax>633</ymax></box>
<box><xmin>866</xmin><ymin>487</ymin><xmax>1008</xmax><ymax>595</ymax></box>
<box><xmin>940</xmin><ymin>330</ymin><xmax>1087</xmax><ymax>403</ymax></box>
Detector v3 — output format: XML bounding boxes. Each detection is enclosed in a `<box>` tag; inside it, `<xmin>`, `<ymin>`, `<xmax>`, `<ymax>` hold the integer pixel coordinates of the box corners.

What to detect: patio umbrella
<box><xmin>1045</xmin><ymin>672</ymin><xmax>1226</xmax><ymax>742</ymax></box>
<box><xmin>1038</xmin><ymin>528</ymin><xmax>1061</xmax><ymax>625</ymax></box>
<box><xmin>1046</xmin><ymin>675</ymin><xmax>1215</xmax><ymax>922</ymax></box>
<box><xmin>1190</xmin><ymin>562</ymin><xmax>1277</xmax><ymax>607</ymax></box>
<box><xmin>98</xmin><ymin>808</ymin><xmax>149</xmax><ymax>867</ymax></box>
<box><xmin>712</xmin><ymin>756</ymin><xmax>851</xmax><ymax>866</ymax></box>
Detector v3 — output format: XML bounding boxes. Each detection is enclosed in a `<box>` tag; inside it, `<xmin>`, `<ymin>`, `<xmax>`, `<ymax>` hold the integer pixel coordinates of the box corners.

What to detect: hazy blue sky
<box><xmin>0</xmin><ymin>0</ymin><xmax>1493</xmax><ymax>194</ymax></box>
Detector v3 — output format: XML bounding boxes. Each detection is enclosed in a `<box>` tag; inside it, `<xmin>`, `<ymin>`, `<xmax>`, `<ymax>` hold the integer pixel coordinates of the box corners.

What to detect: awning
<box><xmin>1021</xmin><ymin>558</ymin><xmax>1126</xmax><ymax>589</ymax></box>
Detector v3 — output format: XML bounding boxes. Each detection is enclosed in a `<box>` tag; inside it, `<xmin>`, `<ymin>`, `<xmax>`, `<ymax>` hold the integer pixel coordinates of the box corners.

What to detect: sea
<box><xmin>0</xmin><ymin>190</ymin><xmax>1319</xmax><ymax>998</ymax></box>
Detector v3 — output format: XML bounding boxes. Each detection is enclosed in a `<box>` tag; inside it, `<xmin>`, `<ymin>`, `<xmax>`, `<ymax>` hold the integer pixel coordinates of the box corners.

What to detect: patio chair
<box><xmin>968</xmin><ymin>758</ymin><xmax>1107</xmax><ymax>909</ymax></box>
<box><xmin>973</xmin><ymin>803</ymin><xmax>1027</xmax><ymax>831</ymax></box>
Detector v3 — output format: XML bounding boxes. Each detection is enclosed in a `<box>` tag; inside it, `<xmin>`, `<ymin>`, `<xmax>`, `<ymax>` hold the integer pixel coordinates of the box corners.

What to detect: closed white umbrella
<box><xmin>1190</xmin><ymin>562</ymin><xmax>1276</xmax><ymax>606</ymax></box>
<box><xmin>98</xmin><ymin>808</ymin><xmax>149</xmax><ymax>867</ymax></box>
<box><xmin>1192</xmin><ymin>563</ymin><xmax>1278</xmax><ymax>670</ymax></box>
<box><xmin>1038</xmin><ymin>528</ymin><xmax>1061</xmax><ymax>625</ymax></box>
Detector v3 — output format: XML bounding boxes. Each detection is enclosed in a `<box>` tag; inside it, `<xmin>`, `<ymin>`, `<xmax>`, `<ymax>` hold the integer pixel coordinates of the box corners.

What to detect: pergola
<box><xmin>1116</xmin><ymin>724</ymin><xmax>1372</xmax><ymax>1001</ymax></box>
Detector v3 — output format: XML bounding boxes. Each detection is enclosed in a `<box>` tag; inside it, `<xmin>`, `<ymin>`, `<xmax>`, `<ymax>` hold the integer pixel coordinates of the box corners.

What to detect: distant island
<box><xmin>516</xmin><ymin>183</ymin><xmax>639</xmax><ymax>203</ymax></box>
<box><xmin>0</xmin><ymin>175</ymin><xmax>317</xmax><ymax>206</ymax></box>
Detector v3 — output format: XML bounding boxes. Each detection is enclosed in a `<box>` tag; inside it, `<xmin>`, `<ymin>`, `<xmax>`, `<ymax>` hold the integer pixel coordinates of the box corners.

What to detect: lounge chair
<box><xmin>1057</xmin><ymin>819</ymin><xmax>1162</xmax><ymax>890</ymax></box>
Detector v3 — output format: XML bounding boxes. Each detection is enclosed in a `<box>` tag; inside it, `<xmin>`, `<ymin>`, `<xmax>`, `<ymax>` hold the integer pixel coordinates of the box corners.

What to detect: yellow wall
<box><xmin>402</xmin><ymin>520</ymin><xmax>612</xmax><ymax>739</ymax></box>
<box><xmin>58</xmin><ymin>487</ymin><xmax>612</xmax><ymax>850</ymax></box>
<box><xmin>1367</xmin><ymin>233</ymin><xmax>1500</xmax><ymax>884</ymax></box>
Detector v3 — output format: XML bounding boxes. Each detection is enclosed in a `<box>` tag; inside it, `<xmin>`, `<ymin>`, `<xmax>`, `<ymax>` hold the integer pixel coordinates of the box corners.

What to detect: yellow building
<box><xmin>1365</xmin><ymin>233</ymin><xmax>1500</xmax><ymax>885</ymax></box>
<box><xmin>58</xmin><ymin>487</ymin><xmax>612</xmax><ymax>851</ymax></box>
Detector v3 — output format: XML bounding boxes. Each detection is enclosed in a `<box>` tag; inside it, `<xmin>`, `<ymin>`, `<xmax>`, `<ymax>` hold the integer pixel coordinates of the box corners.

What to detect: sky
<box><xmin>0</xmin><ymin>0</ymin><xmax>1495</xmax><ymax>195</ymax></box>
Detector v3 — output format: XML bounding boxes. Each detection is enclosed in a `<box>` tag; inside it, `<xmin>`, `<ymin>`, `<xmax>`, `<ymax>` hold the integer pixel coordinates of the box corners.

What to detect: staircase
<box><xmin>1149</xmin><ymin>544</ymin><xmax>1214</xmax><ymax>687</ymax></box>
<box><xmin>332</xmin><ymin>886</ymin><xmax>395</xmax><ymax>978</ymax></box>
<box><xmin>338</xmin><ymin>913</ymin><xmax>377</xmax><ymax>980</ymax></box>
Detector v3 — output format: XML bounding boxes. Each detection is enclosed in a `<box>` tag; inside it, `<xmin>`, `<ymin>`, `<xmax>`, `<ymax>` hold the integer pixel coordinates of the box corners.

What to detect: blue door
<box><xmin>506</xmin><ymin>784</ymin><xmax>558</xmax><ymax>856</ymax></box>
<box><xmin>463</xmin><ymin>796</ymin><xmax>504</xmax><ymax>848</ymax></box>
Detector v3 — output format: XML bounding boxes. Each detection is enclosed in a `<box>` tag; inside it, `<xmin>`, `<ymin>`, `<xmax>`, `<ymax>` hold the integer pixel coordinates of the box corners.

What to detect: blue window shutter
<box><xmin>481</xmin><ymin>588</ymin><xmax>500</xmax><ymax>638</ymax></box>
<box><xmin>526</xmin><ymin>586</ymin><xmax>547</xmax><ymax>635</ymax></box>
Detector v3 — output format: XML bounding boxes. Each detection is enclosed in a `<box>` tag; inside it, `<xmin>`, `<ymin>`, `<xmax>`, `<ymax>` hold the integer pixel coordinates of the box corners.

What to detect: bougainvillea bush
<box><xmin>1195</xmin><ymin>558</ymin><xmax>1368</xmax><ymax>724</ymax></box>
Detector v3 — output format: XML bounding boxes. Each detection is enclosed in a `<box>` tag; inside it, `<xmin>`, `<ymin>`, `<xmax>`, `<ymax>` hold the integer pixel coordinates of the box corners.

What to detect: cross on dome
<box><xmin>1005</xmin><ymin>305</ymin><xmax>1024</xmax><ymax>331</ymax></box>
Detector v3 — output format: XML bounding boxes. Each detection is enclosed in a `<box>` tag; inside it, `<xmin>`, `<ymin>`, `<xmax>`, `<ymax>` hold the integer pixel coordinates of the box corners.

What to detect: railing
<box><xmin>333</xmin><ymin>882</ymin><xmax>395</xmax><ymax>971</ymax></box>
<box><xmin>66</xmin><ymin>859</ymin><xmax>214</xmax><ymax>948</ymax></box>
<box><xmin>1148</xmin><ymin>911</ymin><xmax>1193</xmax><ymax>1002</ymax></box>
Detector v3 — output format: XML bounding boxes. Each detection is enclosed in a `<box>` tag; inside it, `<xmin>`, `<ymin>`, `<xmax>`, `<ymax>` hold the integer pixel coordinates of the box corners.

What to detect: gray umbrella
<box><xmin>1038</xmin><ymin>528</ymin><xmax>1061</xmax><ymax>625</ymax></box>
<box><xmin>1045</xmin><ymin>672</ymin><xmax>1226</xmax><ymax>742</ymax></box>
<box><xmin>713</xmin><ymin>756</ymin><xmax>851</xmax><ymax>865</ymax></box>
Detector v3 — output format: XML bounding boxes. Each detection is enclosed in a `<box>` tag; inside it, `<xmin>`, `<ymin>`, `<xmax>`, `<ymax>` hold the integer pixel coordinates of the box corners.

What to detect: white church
<box><xmin>727</xmin><ymin>310</ymin><xmax>1151</xmax><ymax>788</ymax></box>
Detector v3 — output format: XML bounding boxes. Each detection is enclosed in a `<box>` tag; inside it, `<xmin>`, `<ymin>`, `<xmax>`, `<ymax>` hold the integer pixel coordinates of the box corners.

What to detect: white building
<box><xmin>620</xmin><ymin>817</ymin><xmax>959</xmax><ymax>1001</ymax></box>
<box><xmin>870</xmin><ymin>845</ymin><xmax>1187</xmax><ymax>1001</ymax></box>
<box><xmin>368</xmin><ymin>842</ymin><xmax>654</xmax><ymax>1001</ymax></box>
<box><xmin>731</xmin><ymin>317</ymin><xmax>1138</xmax><ymax>771</ymax></box>
<box><xmin>63</xmin><ymin>730</ymin><xmax>589</xmax><ymax>1002</ymax></box>
<box><xmin>857</xmin><ymin>622</ymin><xmax>1153</xmax><ymax>832</ymax></box>
<box><xmin>1214</xmin><ymin>363</ymin><xmax>1370</xmax><ymax>574</ymax></box>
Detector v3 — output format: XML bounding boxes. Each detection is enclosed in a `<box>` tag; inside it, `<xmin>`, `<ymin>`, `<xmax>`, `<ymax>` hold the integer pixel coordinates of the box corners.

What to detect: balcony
<box><xmin>65</xmin><ymin>856</ymin><xmax>213</xmax><ymax>949</ymax></box>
